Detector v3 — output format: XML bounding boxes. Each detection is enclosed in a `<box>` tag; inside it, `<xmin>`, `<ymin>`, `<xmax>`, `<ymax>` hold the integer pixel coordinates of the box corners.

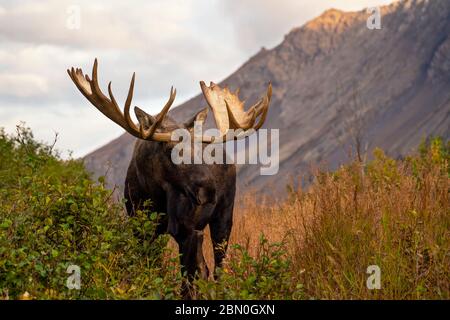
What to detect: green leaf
<box><xmin>0</xmin><ymin>219</ymin><xmax>12</xmax><ymax>229</ymax></box>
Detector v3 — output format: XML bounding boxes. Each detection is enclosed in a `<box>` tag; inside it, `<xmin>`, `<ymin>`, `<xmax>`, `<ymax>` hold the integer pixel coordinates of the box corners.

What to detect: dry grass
<box><xmin>194</xmin><ymin>142</ymin><xmax>450</xmax><ymax>299</ymax></box>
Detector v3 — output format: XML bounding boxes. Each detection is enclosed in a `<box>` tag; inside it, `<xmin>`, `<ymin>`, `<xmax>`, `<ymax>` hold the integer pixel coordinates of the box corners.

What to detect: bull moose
<box><xmin>67</xmin><ymin>59</ymin><xmax>272</xmax><ymax>297</ymax></box>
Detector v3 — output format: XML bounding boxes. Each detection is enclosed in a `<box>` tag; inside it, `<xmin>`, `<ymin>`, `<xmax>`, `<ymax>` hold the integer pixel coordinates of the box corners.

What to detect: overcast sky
<box><xmin>0</xmin><ymin>0</ymin><xmax>395</xmax><ymax>158</ymax></box>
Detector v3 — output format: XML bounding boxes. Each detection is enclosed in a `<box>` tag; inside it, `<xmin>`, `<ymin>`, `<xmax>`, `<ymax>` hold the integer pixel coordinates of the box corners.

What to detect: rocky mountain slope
<box><xmin>84</xmin><ymin>0</ymin><xmax>450</xmax><ymax>197</ymax></box>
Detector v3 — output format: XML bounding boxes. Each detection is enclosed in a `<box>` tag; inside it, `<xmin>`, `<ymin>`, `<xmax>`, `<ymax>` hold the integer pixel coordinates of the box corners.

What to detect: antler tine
<box><xmin>67</xmin><ymin>67</ymin><xmax>91</xmax><ymax>100</ymax></box>
<box><xmin>141</xmin><ymin>86</ymin><xmax>177</xmax><ymax>139</ymax></box>
<box><xmin>251</xmin><ymin>98</ymin><xmax>266</xmax><ymax>117</ymax></box>
<box><xmin>107</xmin><ymin>81</ymin><xmax>121</xmax><ymax>114</ymax></box>
<box><xmin>253</xmin><ymin>83</ymin><xmax>272</xmax><ymax>130</ymax></box>
<box><xmin>121</xmin><ymin>73</ymin><xmax>141</xmax><ymax>133</ymax></box>
<box><xmin>90</xmin><ymin>59</ymin><xmax>114</xmax><ymax>107</ymax></box>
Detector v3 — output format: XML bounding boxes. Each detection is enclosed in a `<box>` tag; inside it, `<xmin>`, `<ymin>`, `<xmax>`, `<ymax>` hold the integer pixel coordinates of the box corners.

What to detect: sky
<box><xmin>0</xmin><ymin>0</ymin><xmax>395</xmax><ymax>158</ymax></box>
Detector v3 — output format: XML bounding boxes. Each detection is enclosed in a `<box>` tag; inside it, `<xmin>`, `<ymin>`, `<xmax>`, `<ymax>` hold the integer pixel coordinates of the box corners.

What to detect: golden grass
<box><xmin>191</xmin><ymin>145</ymin><xmax>450</xmax><ymax>299</ymax></box>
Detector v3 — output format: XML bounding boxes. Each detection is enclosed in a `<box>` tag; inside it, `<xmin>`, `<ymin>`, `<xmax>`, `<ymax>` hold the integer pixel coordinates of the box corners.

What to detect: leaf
<box><xmin>150</xmin><ymin>212</ymin><xmax>158</xmax><ymax>221</ymax></box>
<box><xmin>0</xmin><ymin>219</ymin><xmax>12</xmax><ymax>229</ymax></box>
<box><xmin>70</xmin><ymin>203</ymin><xmax>78</xmax><ymax>212</ymax></box>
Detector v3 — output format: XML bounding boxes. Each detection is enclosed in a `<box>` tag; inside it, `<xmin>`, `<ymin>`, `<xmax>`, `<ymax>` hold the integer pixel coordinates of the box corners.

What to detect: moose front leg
<box><xmin>209</xmin><ymin>201</ymin><xmax>234</xmax><ymax>278</ymax></box>
<box><xmin>166</xmin><ymin>188</ymin><xmax>210</xmax><ymax>299</ymax></box>
<box><xmin>175</xmin><ymin>229</ymin><xmax>209</xmax><ymax>299</ymax></box>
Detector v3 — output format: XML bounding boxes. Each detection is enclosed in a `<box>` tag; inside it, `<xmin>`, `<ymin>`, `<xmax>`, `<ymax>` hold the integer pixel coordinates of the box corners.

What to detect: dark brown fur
<box><xmin>124</xmin><ymin>111</ymin><xmax>236</xmax><ymax>297</ymax></box>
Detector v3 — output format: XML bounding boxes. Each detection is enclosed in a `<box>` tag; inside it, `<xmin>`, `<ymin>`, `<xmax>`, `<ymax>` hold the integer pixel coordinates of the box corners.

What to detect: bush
<box><xmin>0</xmin><ymin>125</ymin><xmax>180</xmax><ymax>299</ymax></box>
<box><xmin>194</xmin><ymin>235</ymin><xmax>303</xmax><ymax>299</ymax></box>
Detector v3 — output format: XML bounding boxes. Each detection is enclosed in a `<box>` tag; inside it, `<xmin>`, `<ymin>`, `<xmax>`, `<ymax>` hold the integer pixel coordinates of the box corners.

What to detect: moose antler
<box><xmin>68</xmin><ymin>59</ymin><xmax>272</xmax><ymax>143</ymax></box>
<box><xmin>200</xmin><ymin>81</ymin><xmax>272</xmax><ymax>143</ymax></box>
<box><xmin>67</xmin><ymin>59</ymin><xmax>176</xmax><ymax>142</ymax></box>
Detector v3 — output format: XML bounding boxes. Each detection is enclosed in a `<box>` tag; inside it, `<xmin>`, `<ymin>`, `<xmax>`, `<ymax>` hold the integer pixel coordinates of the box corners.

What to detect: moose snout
<box><xmin>186</xmin><ymin>185</ymin><xmax>216</xmax><ymax>206</ymax></box>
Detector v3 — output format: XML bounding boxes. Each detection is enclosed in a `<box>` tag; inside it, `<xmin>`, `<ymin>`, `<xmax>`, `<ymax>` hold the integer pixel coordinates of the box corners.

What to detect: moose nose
<box><xmin>186</xmin><ymin>185</ymin><xmax>216</xmax><ymax>206</ymax></box>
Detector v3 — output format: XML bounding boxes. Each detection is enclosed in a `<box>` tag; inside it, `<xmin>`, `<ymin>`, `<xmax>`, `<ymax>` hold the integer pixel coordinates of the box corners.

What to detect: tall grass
<box><xmin>199</xmin><ymin>139</ymin><xmax>449</xmax><ymax>299</ymax></box>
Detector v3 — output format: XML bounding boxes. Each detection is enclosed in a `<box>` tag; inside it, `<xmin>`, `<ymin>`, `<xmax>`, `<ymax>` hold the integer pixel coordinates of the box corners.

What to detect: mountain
<box><xmin>84</xmin><ymin>0</ymin><xmax>450</xmax><ymax>198</ymax></box>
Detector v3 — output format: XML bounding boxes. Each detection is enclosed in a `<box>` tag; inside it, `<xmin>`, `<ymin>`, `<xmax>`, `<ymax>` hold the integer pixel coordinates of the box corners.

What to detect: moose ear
<box><xmin>134</xmin><ymin>106</ymin><xmax>156</xmax><ymax>130</ymax></box>
<box><xmin>184</xmin><ymin>107</ymin><xmax>208</xmax><ymax>129</ymax></box>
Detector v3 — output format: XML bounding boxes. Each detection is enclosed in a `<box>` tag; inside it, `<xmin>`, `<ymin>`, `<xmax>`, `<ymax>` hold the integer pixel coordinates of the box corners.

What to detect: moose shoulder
<box><xmin>67</xmin><ymin>59</ymin><xmax>272</xmax><ymax>297</ymax></box>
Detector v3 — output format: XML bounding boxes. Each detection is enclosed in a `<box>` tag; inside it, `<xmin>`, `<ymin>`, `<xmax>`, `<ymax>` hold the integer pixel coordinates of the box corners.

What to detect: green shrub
<box><xmin>0</xmin><ymin>125</ymin><xmax>180</xmax><ymax>299</ymax></box>
<box><xmin>194</xmin><ymin>235</ymin><xmax>303</xmax><ymax>300</ymax></box>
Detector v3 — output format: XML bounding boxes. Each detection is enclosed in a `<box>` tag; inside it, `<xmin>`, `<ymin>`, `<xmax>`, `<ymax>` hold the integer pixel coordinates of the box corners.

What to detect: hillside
<box><xmin>84</xmin><ymin>0</ymin><xmax>450</xmax><ymax>196</ymax></box>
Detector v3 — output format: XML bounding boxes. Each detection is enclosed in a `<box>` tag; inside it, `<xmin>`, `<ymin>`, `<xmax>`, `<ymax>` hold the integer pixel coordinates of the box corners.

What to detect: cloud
<box><xmin>0</xmin><ymin>0</ymin><xmax>189</xmax><ymax>50</ymax></box>
<box><xmin>219</xmin><ymin>0</ymin><xmax>396</xmax><ymax>53</ymax></box>
<box><xmin>0</xmin><ymin>0</ymin><xmax>242</xmax><ymax>105</ymax></box>
<box><xmin>0</xmin><ymin>73</ymin><xmax>48</xmax><ymax>98</ymax></box>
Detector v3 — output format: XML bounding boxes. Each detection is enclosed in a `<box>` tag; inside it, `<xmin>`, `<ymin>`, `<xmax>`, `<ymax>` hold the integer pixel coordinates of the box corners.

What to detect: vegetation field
<box><xmin>0</xmin><ymin>126</ymin><xmax>448</xmax><ymax>299</ymax></box>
